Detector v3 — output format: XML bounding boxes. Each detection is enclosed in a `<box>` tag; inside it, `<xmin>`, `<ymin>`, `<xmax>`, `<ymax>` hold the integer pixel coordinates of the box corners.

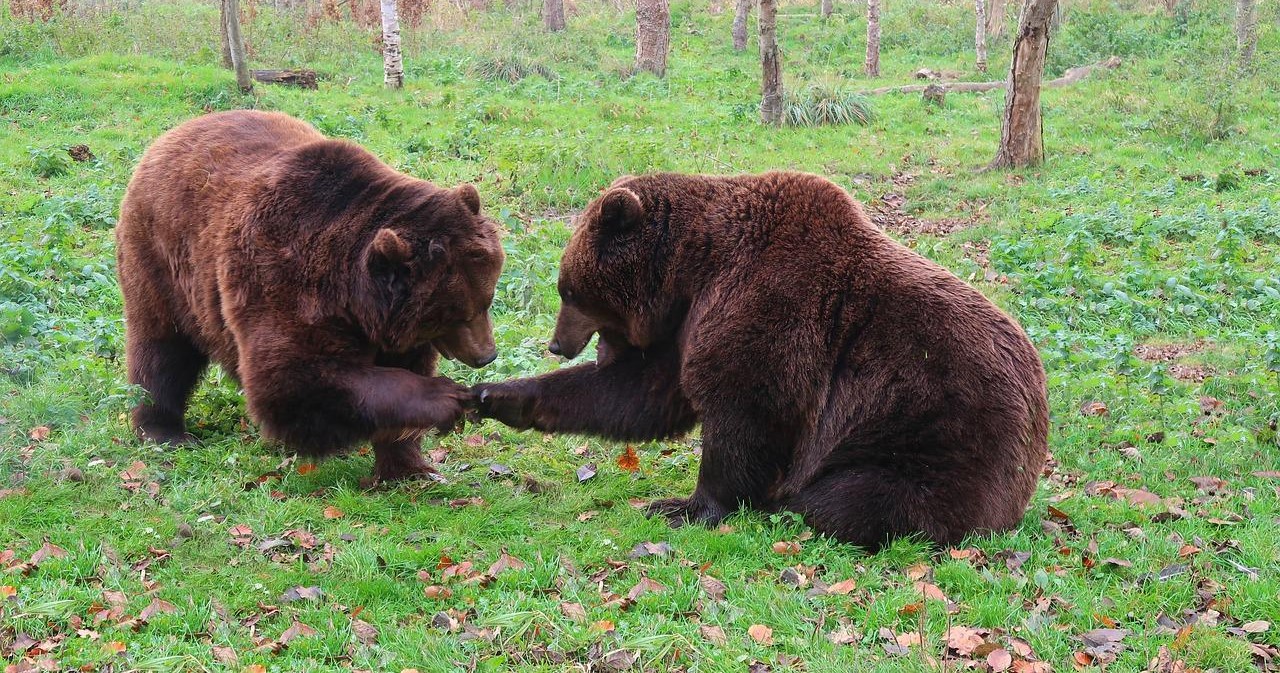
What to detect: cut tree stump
<box><xmin>250</xmin><ymin>69</ymin><xmax>319</xmax><ymax>89</ymax></box>
<box><xmin>860</xmin><ymin>56</ymin><xmax>1119</xmax><ymax>95</ymax></box>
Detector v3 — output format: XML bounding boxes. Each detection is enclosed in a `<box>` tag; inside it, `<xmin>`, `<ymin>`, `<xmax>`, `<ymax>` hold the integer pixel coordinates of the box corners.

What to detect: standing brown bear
<box><xmin>116</xmin><ymin>110</ymin><xmax>504</xmax><ymax>482</ymax></box>
<box><xmin>477</xmin><ymin>171</ymin><xmax>1048</xmax><ymax>549</ymax></box>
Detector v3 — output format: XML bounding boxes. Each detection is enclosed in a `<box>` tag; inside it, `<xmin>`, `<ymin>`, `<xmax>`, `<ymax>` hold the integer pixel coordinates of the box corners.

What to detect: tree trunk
<box><xmin>865</xmin><ymin>0</ymin><xmax>881</xmax><ymax>77</ymax></box>
<box><xmin>988</xmin><ymin>0</ymin><xmax>1057</xmax><ymax>169</ymax></box>
<box><xmin>380</xmin><ymin>0</ymin><xmax>403</xmax><ymax>87</ymax></box>
<box><xmin>634</xmin><ymin>0</ymin><xmax>670</xmax><ymax>77</ymax></box>
<box><xmin>986</xmin><ymin>0</ymin><xmax>1005</xmax><ymax>38</ymax></box>
<box><xmin>1235</xmin><ymin>0</ymin><xmax>1257</xmax><ymax>69</ymax></box>
<box><xmin>759</xmin><ymin>0</ymin><xmax>783</xmax><ymax>125</ymax></box>
<box><xmin>975</xmin><ymin>0</ymin><xmax>988</xmax><ymax>72</ymax></box>
<box><xmin>732</xmin><ymin>0</ymin><xmax>751</xmax><ymax>50</ymax></box>
<box><xmin>821</xmin><ymin>0</ymin><xmax>832</xmax><ymax>19</ymax></box>
<box><xmin>219</xmin><ymin>0</ymin><xmax>233</xmax><ymax>68</ymax></box>
<box><xmin>224</xmin><ymin>0</ymin><xmax>253</xmax><ymax>93</ymax></box>
<box><xmin>544</xmin><ymin>0</ymin><xmax>565</xmax><ymax>31</ymax></box>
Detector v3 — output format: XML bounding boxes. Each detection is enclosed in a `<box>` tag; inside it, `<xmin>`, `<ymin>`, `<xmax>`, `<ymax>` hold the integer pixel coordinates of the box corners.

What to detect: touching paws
<box><xmin>473</xmin><ymin>380</ymin><xmax>539</xmax><ymax>430</ymax></box>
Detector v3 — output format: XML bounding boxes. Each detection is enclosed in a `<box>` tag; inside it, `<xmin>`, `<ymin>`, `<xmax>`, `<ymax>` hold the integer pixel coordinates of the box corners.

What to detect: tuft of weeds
<box><xmin>783</xmin><ymin>81</ymin><xmax>873</xmax><ymax>127</ymax></box>
<box><xmin>468</xmin><ymin>54</ymin><xmax>557</xmax><ymax>83</ymax></box>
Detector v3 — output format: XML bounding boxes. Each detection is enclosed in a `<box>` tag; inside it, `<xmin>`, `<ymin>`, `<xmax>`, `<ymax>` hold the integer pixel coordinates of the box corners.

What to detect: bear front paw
<box><xmin>645</xmin><ymin>496</ymin><xmax>730</xmax><ymax>528</ymax></box>
<box><xmin>473</xmin><ymin>381</ymin><xmax>538</xmax><ymax>430</ymax></box>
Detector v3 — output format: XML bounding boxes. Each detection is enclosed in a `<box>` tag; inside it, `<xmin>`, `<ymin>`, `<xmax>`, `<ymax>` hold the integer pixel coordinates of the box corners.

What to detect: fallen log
<box><xmin>859</xmin><ymin>56</ymin><xmax>1120</xmax><ymax>95</ymax></box>
<box><xmin>250</xmin><ymin>69</ymin><xmax>318</xmax><ymax>89</ymax></box>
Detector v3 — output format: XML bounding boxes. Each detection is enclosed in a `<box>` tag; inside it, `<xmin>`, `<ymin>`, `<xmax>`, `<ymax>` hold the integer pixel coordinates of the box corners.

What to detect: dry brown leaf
<box><xmin>559</xmin><ymin>602</ymin><xmax>587</xmax><ymax>622</ymax></box>
<box><xmin>487</xmin><ymin>551</ymin><xmax>526</xmax><ymax>576</ymax></box>
<box><xmin>771</xmin><ymin>540</ymin><xmax>801</xmax><ymax>555</ymax></box>
<box><xmin>28</xmin><ymin>425</ymin><xmax>50</xmax><ymax>441</ymax></box>
<box><xmin>627</xmin><ymin>577</ymin><xmax>667</xmax><ymax>601</ymax></box>
<box><xmin>748</xmin><ymin>624</ymin><xmax>774</xmax><ymax>645</ymax></box>
<box><xmin>423</xmin><ymin>585</ymin><xmax>453</xmax><ymax>599</ymax></box>
<box><xmin>352</xmin><ymin>618</ymin><xmax>378</xmax><ymax>645</ymax></box>
<box><xmin>616</xmin><ymin>445</ymin><xmax>640</xmax><ymax>472</ymax></box>
<box><xmin>279</xmin><ymin>619</ymin><xmax>317</xmax><ymax>644</ymax></box>
<box><xmin>103</xmin><ymin>641</ymin><xmax>126</xmax><ymax>654</ymax></box>
<box><xmin>987</xmin><ymin>648</ymin><xmax>1013</xmax><ymax>672</ymax></box>
<box><xmin>297</xmin><ymin>463</ymin><xmax>317</xmax><ymax>475</ymax></box>
<box><xmin>138</xmin><ymin>598</ymin><xmax>177</xmax><ymax>621</ymax></box>
<box><xmin>1080</xmin><ymin>400</ymin><xmax>1109</xmax><ymax>416</ymax></box>
<box><xmin>592</xmin><ymin>619</ymin><xmax>616</xmax><ymax>632</ymax></box>
<box><xmin>0</xmin><ymin>585</ymin><xmax>15</xmax><ymax>599</ymax></box>
<box><xmin>914</xmin><ymin>581</ymin><xmax>948</xmax><ymax>602</ymax></box>
<box><xmin>905</xmin><ymin>563</ymin><xmax>931</xmax><ymax>581</ymax></box>
<box><xmin>826</xmin><ymin>578</ymin><xmax>857</xmax><ymax>595</ymax></box>
<box><xmin>700</xmin><ymin>624</ymin><xmax>728</xmax><ymax>645</ymax></box>
<box><xmin>211</xmin><ymin>645</ymin><xmax>238</xmax><ymax>664</ymax></box>
<box><xmin>699</xmin><ymin>574</ymin><xmax>727</xmax><ymax>601</ymax></box>
<box><xmin>244</xmin><ymin>666</ymin><xmax>268</xmax><ymax>673</ymax></box>
<box><xmin>322</xmin><ymin>505</ymin><xmax>344</xmax><ymax>519</ymax></box>
<box><xmin>1242</xmin><ymin>620</ymin><xmax>1270</xmax><ymax>634</ymax></box>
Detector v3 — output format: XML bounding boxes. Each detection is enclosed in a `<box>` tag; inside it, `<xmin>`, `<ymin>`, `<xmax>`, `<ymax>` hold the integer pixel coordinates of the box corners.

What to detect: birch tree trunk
<box><xmin>379</xmin><ymin>0</ymin><xmax>403</xmax><ymax>87</ymax></box>
<box><xmin>224</xmin><ymin>0</ymin><xmax>253</xmax><ymax>93</ymax></box>
<box><xmin>635</xmin><ymin>0</ymin><xmax>670</xmax><ymax>77</ymax></box>
<box><xmin>732</xmin><ymin>0</ymin><xmax>751</xmax><ymax>50</ymax></box>
<box><xmin>759</xmin><ymin>0</ymin><xmax>783</xmax><ymax>125</ymax></box>
<box><xmin>1235</xmin><ymin>0</ymin><xmax>1258</xmax><ymax>69</ymax></box>
<box><xmin>865</xmin><ymin>0</ymin><xmax>881</xmax><ymax>77</ymax></box>
<box><xmin>544</xmin><ymin>0</ymin><xmax>565</xmax><ymax>31</ymax></box>
<box><xmin>821</xmin><ymin>0</ymin><xmax>832</xmax><ymax>19</ymax></box>
<box><xmin>219</xmin><ymin>0</ymin><xmax>233</xmax><ymax>68</ymax></box>
<box><xmin>988</xmin><ymin>0</ymin><xmax>1057</xmax><ymax>169</ymax></box>
<box><xmin>986</xmin><ymin>0</ymin><xmax>1005</xmax><ymax>37</ymax></box>
<box><xmin>975</xmin><ymin>0</ymin><xmax>988</xmax><ymax>72</ymax></box>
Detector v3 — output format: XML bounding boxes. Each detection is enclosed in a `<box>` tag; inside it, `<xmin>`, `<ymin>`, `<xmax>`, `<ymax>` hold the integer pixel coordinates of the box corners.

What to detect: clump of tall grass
<box><xmin>469</xmin><ymin>55</ymin><xmax>557</xmax><ymax>83</ymax></box>
<box><xmin>784</xmin><ymin>83</ymin><xmax>874</xmax><ymax>127</ymax></box>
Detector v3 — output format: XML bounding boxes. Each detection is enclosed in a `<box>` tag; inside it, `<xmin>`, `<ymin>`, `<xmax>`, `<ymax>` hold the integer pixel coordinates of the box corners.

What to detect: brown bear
<box><xmin>476</xmin><ymin>171</ymin><xmax>1048</xmax><ymax>549</ymax></box>
<box><xmin>116</xmin><ymin>110</ymin><xmax>504</xmax><ymax>482</ymax></box>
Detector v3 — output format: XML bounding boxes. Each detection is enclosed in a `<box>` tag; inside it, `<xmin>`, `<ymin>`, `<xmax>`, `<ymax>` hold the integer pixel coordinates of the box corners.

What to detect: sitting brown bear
<box><xmin>116</xmin><ymin>110</ymin><xmax>503</xmax><ymax>482</ymax></box>
<box><xmin>477</xmin><ymin>171</ymin><xmax>1048</xmax><ymax>549</ymax></box>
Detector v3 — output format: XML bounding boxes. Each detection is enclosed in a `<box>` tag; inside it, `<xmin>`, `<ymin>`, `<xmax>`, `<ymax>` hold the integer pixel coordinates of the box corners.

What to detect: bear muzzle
<box><xmin>434</xmin><ymin>313</ymin><xmax>498</xmax><ymax>368</ymax></box>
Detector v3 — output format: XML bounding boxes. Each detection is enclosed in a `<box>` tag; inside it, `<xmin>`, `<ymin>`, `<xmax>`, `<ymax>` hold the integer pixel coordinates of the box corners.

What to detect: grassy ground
<box><xmin>2</xmin><ymin>0</ymin><xmax>1279</xmax><ymax>670</ymax></box>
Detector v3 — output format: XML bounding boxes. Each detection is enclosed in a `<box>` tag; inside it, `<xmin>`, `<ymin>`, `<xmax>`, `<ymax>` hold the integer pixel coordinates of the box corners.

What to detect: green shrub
<box><xmin>784</xmin><ymin>82</ymin><xmax>873</xmax><ymax>127</ymax></box>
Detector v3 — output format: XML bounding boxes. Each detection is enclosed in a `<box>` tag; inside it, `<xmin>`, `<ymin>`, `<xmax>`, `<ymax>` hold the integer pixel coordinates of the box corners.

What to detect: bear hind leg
<box><xmin>786</xmin><ymin>470</ymin><xmax>970</xmax><ymax>552</ymax></box>
<box><xmin>128</xmin><ymin>333</ymin><xmax>207</xmax><ymax>445</ymax></box>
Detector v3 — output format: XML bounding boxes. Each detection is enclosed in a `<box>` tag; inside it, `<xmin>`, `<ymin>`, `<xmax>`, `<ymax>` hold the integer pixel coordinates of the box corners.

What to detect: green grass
<box><xmin>2</xmin><ymin>0</ymin><xmax>1279</xmax><ymax>670</ymax></box>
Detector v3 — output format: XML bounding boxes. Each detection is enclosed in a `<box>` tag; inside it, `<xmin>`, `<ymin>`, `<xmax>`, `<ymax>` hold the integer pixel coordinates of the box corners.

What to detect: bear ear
<box><xmin>597</xmin><ymin>187</ymin><xmax>643</xmax><ymax>233</ymax></box>
<box><xmin>454</xmin><ymin>183</ymin><xmax>481</xmax><ymax>215</ymax></box>
<box><xmin>368</xmin><ymin>228</ymin><xmax>412</xmax><ymax>270</ymax></box>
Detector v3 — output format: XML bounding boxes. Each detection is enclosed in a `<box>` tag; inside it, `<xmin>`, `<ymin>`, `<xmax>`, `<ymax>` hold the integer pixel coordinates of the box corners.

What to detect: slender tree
<box><xmin>986</xmin><ymin>0</ymin><xmax>1006</xmax><ymax>37</ymax></box>
<box><xmin>732</xmin><ymin>0</ymin><xmax>751</xmax><ymax>50</ymax></box>
<box><xmin>545</xmin><ymin>0</ymin><xmax>565</xmax><ymax>31</ymax></box>
<box><xmin>219</xmin><ymin>0</ymin><xmax>233</xmax><ymax>68</ymax></box>
<box><xmin>635</xmin><ymin>0</ymin><xmax>670</xmax><ymax>76</ymax></box>
<box><xmin>380</xmin><ymin>0</ymin><xmax>403</xmax><ymax>87</ymax></box>
<box><xmin>759</xmin><ymin>0</ymin><xmax>783</xmax><ymax>125</ymax></box>
<box><xmin>223</xmin><ymin>0</ymin><xmax>253</xmax><ymax>93</ymax></box>
<box><xmin>975</xmin><ymin>0</ymin><xmax>988</xmax><ymax>72</ymax></box>
<box><xmin>821</xmin><ymin>0</ymin><xmax>832</xmax><ymax>19</ymax></box>
<box><xmin>989</xmin><ymin>0</ymin><xmax>1057</xmax><ymax>169</ymax></box>
<box><xmin>1235</xmin><ymin>0</ymin><xmax>1258</xmax><ymax>69</ymax></box>
<box><xmin>865</xmin><ymin>0</ymin><xmax>881</xmax><ymax>77</ymax></box>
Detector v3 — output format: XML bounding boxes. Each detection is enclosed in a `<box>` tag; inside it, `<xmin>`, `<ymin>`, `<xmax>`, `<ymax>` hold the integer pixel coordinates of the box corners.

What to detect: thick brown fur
<box><xmin>477</xmin><ymin>171</ymin><xmax>1048</xmax><ymax>550</ymax></box>
<box><xmin>116</xmin><ymin>110</ymin><xmax>504</xmax><ymax>481</ymax></box>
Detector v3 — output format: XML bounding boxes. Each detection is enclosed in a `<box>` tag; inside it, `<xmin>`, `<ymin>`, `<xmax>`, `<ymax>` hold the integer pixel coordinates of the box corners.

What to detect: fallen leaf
<box><xmin>138</xmin><ymin>597</ymin><xmax>177</xmax><ymax>621</ymax></box>
<box><xmin>700</xmin><ymin>624</ymin><xmax>728</xmax><ymax>645</ymax></box>
<box><xmin>279</xmin><ymin>619</ymin><xmax>317</xmax><ymax>644</ymax></box>
<box><xmin>29</xmin><ymin>542</ymin><xmax>68</xmax><ymax>565</ymax></box>
<box><xmin>244</xmin><ymin>665</ymin><xmax>268</xmax><ymax>673</ymax></box>
<box><xmin>0</xmin><ymin>585</ymin><xmax>15</xmax><ymax>599</ymax></box>
<box><xmin>1253</xmin><ymin>471</ymin><xmax>1280</xmax><ymax>479</ymax></box>
<box><xmin>827</xmin><ymin>624</ymin><xmax>861</xmax><ymax>645</ymax></box>
<box><xmin>945</xmin><ymin>626</ymin><xmax>985</xmax><ymax>656</ymax></box>
<box><xmin>616</xmin><ymin>446</ymin><xmax>640</xmax><ymax>472</ymax></box>
<box><xmin>592</xmin><ymin>619</ymin><xmax>615</xmax><ymax>632</ymax></box>
<box><xmin>1242</xmin><ymin>620</ymin><xmax>1270</xmax><ymax>634</ymax></box>
<box><xmin>488</xmin><ymin>463</ymin><xmax>513</xmax><ymax>477</ymax></box>
<box><xmin>626</xmin><ymin>577</ymin><xmax>667</xmax><ymax>601</ymax></box>
<box><xmin>771</xmin><ymin>540</ymin><xmax>801</xmax><ymax>555</ymax></box>
<box><xmin>423</xmin><ymin>585</ymin><xmax>453</xmax><ymax>599</ymax></box>
<box><xmin>279</xmin><ymin>586</ymin><xmax>322</xmax><ymax>603</ymax></box>
<box><xmin>576</xmin><ymin>463</ymin><xmax>597</xmax><ymax>482</ymax></box>
<box><xmin>699</xmin><ymin>574</ymin><xmax>727</xmax><ymax>601</ymax></box>
<box><xmin>905</xmin><ymin>563</ymin><xmax>931</xmax><ymax>581</ymax></box>
<box><xmin>487</xmin><ymin>551</ymin><xmax>526</xmax><ymax>576</ymax></box>
<box><xmin>576</xmin><ymin>510</ymin><xmax>598</xmax><ymax>522</ymax></box>
<box><xmin>229</xmin><ymin>524</ymin><xmax>254</xmax><ymax>547</ymax></box>
<box><xmin>559</xmin><ymin>602</ymin><xmax>586</xmax><ymax>622</ymax></box>
<box><xmin>914</xmin><ymin>581</ymin><xmax>948</xmax><ymax>602</ymax></box>
<box><xmin>297</xmin><ymin>463</ymin><xmax>317</xmax><ymax>475</ymax></box>
<box><xmin>1189</xmin><ymin>476</ymin><xmax>1227</xmax><ymax>493</ymax></box>
<box><xmin>1080</xmin><ymin>400</ymin><xmax>1109</xmax><ymax>416</ymax></box>
<box><xmin>748</xmin><ymin>624</ymin><xmax>774</xmax><ymax>645</ymax></box>
<box><xmin>988</xmin><ymin>648</ymin><xmax>1013</xmax><ymax>672</ymax></box>
<box><xmin>322</xmin><ymin>506</ymin><xmax>344</xmax><ymax>519</ymax></box>
<box><xmin>211</xmin><ymin>645</ymin><xmax>238</xmax><ymax>664</ymax></box>
<box><xmin>352</xmin><ymin>618</ymin><xmax>378</xmax><ymax>645</ymax></box>
<box><xmin>629</xmin><ymin>541</ymin><xmax>672</xmax><ymax>558</ymax></box>
<box><xmin>104</xmin><ymin>641</ymin><xmax>126</xmax><ymax>654</ymax></box>
<box><xmin>28</xmin><ymin>425</ymin><xmax>50</xmax><ymax>441</ymax></box>
<box><xmin>826</xmin><ymin>578</ymin><xmax>857</xmax><ymax>595</ymax></box>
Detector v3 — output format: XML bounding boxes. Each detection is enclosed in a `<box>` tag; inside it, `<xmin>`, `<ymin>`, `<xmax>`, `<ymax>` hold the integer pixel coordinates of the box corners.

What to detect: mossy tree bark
<box><xmin>988</xmin><ymin>0</ymin><xmax>1057</xmax><ymax>169</ymax></box>
<box><xmin>759</xmin><ymin>0</ymin><xmax>783</xmax><ymax>124</ymax></box>
<box><xmin>635</xmin><ymin>0</ymin><xmax>670</xmax><ymax>76</ymax></box>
